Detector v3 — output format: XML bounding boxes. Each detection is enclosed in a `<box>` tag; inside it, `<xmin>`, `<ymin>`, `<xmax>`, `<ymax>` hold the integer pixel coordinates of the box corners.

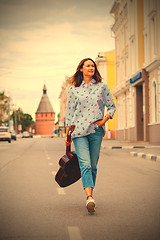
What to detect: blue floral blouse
<box><xmin>65</xmin><ymin>79</ymin><xmax>116</xmax><ymax>138</ymax></box>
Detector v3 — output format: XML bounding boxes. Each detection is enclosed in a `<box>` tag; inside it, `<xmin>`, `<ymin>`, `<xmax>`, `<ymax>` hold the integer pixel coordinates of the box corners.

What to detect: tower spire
<box><xmin>43</xmin><ymin>84</ymin><xmax>47</xmax><ymax>94</ymax></box>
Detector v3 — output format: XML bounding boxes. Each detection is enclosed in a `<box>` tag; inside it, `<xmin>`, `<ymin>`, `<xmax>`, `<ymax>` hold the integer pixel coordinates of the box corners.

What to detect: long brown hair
<box><xmin>70</xmin><ymin>58</ymin><xmax>102</xmax><ymax>87</ymax></box>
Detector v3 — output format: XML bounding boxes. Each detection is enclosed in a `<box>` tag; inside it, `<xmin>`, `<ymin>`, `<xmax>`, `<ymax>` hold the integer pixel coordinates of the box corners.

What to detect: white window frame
<box><xmin>151</xmin><ymin>79</ymin><xmax>158</xmax><ymax>123</ymax></box>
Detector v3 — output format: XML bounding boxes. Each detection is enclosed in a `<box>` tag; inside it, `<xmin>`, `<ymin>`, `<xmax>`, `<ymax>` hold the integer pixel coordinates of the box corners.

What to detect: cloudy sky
<box><xmin>0</xmin><ymin>0</ymin><xmax>115</xmax><ymax>121</ymax></box>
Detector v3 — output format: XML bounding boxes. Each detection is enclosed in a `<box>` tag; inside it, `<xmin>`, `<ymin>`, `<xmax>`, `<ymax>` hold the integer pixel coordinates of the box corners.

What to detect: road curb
<box><xmin>101</xmin><ymin>145</ymin><xmax>160</xmax><ymax>163</ymax></box>
<box><xmin>102</xmin><ymin>145</ymin><xmax>146</xmax><ymax>150</ymax></box>
<box><xmin>130</xmin><ymin>151</ymin><xmax>160</xmax><ymax>162</ymax></box>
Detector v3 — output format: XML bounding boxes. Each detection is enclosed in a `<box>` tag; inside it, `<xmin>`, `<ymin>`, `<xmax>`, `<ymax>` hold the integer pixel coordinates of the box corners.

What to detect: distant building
<box><xmin>59</xmin><ymin>76</ymin><xmax>71</xmax><ymax>135</ymax></box>
<box><xmin>110</xmin><ymin>0</ymin><xmax>160</xmax><ymax>145</ymax></box>
<box><xmin>35</xmin><ymin>84</ymin><xmax>55</xmax><ymax>135</ymax></box>
<box><xmin>95</xmin><ymin>50</ymin><xmax>116</xmax><ymax>139</ymax></box>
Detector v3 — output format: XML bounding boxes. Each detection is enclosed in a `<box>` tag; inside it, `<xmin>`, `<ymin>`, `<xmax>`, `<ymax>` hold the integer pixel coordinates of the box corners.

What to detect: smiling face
<box><xmin>80</xmin><ymin>60</ymin><xmax>95</xmax><ymax>78</ymax></box>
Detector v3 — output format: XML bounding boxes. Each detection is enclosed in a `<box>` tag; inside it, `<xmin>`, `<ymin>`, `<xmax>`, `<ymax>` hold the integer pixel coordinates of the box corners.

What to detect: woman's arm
<box><xmin>102</xmin><ymin>83</ymin><xmax>116</xmax><ymax>119</ymax></box>
<box><xmin>94</xmin><ymin>114</ymin><xmax>111</xmax><ymax>127</ymax></box>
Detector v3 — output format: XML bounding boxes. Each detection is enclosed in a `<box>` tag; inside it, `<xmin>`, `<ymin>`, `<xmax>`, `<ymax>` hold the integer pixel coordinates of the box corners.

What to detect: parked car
<box><xmin>0</xmin><ymin>127</ymin><xmax>11</xmax><ymax>143</ymax></box>
<box><xmin>22</xmin><ymin>131</ymin><xmax>30</xmax><ymax>138</ymax></box>
<box><xmin>10</xmin><ymin>130</ymin><xmax>17</xmax><ymax>140</ymax></box>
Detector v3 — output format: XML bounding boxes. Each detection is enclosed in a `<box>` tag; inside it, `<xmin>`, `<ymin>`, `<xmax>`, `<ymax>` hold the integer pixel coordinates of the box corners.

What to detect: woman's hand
<box><xmin>94</xmin><ymin>119</ymin><xmax>105</xmax><ymax>127</ymax></box>
<box><xmin>65</xmin><ymin>136</ymin><xmax>73</xmax><ymax>146</ymax></box>
<box><xmin>65</xmin><ymin>126</ymin><xmax>72</xmax><ymax>146</ymax></box>
<box><xmin>94</xmin><ymin>115</ymin><xmax>111</xmax><ymax>127</ymax></box>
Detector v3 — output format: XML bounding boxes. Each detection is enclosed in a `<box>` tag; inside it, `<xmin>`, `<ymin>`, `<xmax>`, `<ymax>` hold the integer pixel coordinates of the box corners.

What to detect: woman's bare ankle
<box><xmin>87</xmin><ymin>195</ymin><xmax>93</xmax><ymax>200</ymax></box>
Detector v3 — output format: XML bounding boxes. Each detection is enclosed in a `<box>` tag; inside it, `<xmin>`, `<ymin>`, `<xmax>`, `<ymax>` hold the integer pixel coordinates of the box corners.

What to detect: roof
<box><xmin>36</xmin><ymin>84</ymin><xmax>54</xmax><ymax>113</ymax></box>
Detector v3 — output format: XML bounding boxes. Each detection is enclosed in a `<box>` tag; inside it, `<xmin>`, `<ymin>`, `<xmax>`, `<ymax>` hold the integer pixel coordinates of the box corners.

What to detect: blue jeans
<box><xmin>73</xmin><ymin>126</ymin><xmax>104</xmax><ymax>189</ymax></box>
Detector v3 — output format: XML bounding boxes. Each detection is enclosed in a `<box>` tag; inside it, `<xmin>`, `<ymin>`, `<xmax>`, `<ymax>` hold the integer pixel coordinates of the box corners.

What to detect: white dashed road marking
<box><xmin>57</xmin><ymin>188</ymin><xmax>65</xmax><ymax>195</ymax></box>
<box><xmin>68</xmin><ymin>226</ymin><xmax>83</xmax><ymax>240</ymax></box>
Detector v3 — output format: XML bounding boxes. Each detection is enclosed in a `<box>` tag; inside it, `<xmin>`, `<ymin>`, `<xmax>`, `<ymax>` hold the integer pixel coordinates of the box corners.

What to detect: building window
<box><xmin>150</xmin><ymin>15</ymin><xmax>156</xmax><ymax>59</ymax></box>
<box><xmin>41</xmin><ymin>113</ymin><xmax>43</xmax><ymax>117</ymax></box>
<box><xmin>152</xmin><ymin>81</ymin><xmax>157</xmax><ymax>122</ymax></box>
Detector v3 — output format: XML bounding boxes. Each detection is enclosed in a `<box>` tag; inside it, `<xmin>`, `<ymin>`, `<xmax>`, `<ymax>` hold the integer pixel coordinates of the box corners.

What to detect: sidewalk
<box><xmin>101</xmin><ymin>139</ymin><xmax>160</xmax><ymax>163</ymax></box>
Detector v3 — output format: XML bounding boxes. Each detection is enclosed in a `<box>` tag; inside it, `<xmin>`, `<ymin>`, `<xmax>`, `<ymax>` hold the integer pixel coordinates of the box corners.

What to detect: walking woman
<box><xmin>65</xmin><ymin>58</ymin><xmax>116</xmax><ymax>213</ymax></box>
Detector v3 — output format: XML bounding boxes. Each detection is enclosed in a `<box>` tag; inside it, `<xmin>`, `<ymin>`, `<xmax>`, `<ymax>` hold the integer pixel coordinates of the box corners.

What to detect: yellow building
<box><xmin>96</xmin><ymin>50</ymin><xmax>116</xmax><ymax>139</ymax></box>
<box><xmin>110</xmin><ymin>0</ymin><xmax>160</xmax><ymax>145</ymax></box>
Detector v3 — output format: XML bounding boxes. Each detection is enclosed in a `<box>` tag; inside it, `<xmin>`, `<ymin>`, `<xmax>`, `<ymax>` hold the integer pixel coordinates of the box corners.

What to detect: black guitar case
<box><xmin>55</xmin><ymin>125</ymin><xmax>81</xmax><ymax>187</ymax></box>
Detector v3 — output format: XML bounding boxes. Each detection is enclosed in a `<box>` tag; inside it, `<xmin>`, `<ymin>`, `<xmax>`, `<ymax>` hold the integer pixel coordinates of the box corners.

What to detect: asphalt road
<box><xmin>0</xmin><ymin>137</ymin><xmax>160</xmax><ymax>240</ymax></box>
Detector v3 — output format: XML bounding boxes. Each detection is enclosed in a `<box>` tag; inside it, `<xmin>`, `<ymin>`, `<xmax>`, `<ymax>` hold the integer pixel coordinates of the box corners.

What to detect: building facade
<box><xmin>110</xmin><ymin>0</ymin><xmax>160</xmax><ymax>144</ymax></box>
<box><xmin>35</xmin><ymin>84</ymin><xmax>55</xmax><ymax>135</ymax></box>
<box><xmin>95</xmin><ymin>50</ymin><xmax>117</xmax><ymax>139</ymax></box>
<box><xmin>59</xmin><ymin>76</ymin><xmax>71</xmax><ymax>135</ymax></box>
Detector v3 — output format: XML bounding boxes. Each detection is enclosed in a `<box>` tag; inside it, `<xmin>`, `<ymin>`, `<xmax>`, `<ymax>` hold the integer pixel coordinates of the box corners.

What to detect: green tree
<box><xmin>11</xmin><ymin>109</ymin><xmax>35</xmax><ymax>132</ymax></box>
<box><xmin>21</xmin><ymin>113</ymin><xmax>35</xmax><ymax>131</ymax></box>
<box><xmin>0</xmin><ymin>91</ymin><xmax>8</xmax><ymax>125</ymax></box>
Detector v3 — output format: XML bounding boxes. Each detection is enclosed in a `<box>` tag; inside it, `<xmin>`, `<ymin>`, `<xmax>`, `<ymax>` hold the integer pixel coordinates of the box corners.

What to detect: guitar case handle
<box><xmin>66</xmin><ymin>125</ymin><xmax>75</xmax><ymax>156</ymax></box>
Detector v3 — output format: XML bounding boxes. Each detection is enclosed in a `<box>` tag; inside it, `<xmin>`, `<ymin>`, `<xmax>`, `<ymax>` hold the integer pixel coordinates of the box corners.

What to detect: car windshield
<box><xmin>0</xmin><ymin>128</ymin><xmax>8</xmax><ymax>132</ymax></box>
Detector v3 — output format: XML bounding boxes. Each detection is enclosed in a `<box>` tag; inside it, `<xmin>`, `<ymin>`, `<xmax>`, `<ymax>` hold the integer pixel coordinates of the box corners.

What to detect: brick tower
<box><xmin>35</xmin><ymin>84</ymin><xmax>55</xmax><ymax>135</ymax></box>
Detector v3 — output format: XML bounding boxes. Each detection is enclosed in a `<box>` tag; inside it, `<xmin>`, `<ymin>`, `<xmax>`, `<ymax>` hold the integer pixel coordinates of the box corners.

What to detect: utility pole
<box><xmin>8</xmin><ymin>96</ymin><xmax>10</xmax><ymax>128</ymax></box>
